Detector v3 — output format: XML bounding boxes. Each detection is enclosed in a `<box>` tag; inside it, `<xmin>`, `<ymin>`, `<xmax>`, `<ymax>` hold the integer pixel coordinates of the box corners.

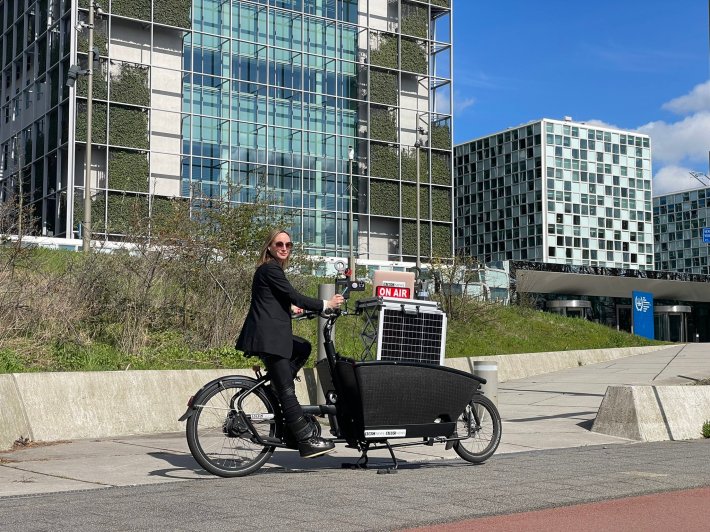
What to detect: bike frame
<box><xmin>225</xmin><ymin>310</ymin><xmax>486</xmax><ymax>467</ymax></box>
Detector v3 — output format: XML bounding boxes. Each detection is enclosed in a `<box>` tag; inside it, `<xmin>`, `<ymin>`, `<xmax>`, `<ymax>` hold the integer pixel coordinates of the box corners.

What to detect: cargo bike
<box><xmin>179</xmin><ymin>281</ymin><xmax>502</xmax><ymax>477</ymax></box>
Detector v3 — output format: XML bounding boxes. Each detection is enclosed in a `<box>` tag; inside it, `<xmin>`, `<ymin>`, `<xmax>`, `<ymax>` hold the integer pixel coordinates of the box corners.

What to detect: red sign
<box><xmin>375</xmin><ymin>286</ymin><xmax>411</xmax><ymax>299</ymax></box>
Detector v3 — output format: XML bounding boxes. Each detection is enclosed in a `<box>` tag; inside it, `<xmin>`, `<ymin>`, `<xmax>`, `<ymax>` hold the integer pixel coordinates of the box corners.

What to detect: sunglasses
<box><xmin>273</xmin><ymin>241</ymin><xmax>293</xmax><ymax>249</ymax></box>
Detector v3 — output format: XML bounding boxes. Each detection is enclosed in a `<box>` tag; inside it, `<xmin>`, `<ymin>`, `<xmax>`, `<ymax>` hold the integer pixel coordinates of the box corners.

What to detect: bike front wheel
<box><xmin>186</xmin><ymin>379</ymin><xmax>278</xmax><ymax>477</ymax></box>
<box><xmin>453</xmin><ymin>394</ymin><xmax>502</xmax><ymax>464</ymax></box>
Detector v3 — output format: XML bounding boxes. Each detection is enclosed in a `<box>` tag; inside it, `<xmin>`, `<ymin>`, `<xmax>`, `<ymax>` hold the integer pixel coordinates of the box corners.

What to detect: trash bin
<box><xmin>473</xmin><ymin>360</ymin><xmax>498</xmax><ymax>407</ymax></box>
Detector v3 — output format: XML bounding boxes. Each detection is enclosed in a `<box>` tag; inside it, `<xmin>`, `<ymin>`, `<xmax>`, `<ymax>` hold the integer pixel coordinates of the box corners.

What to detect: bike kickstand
<box><xmin>342</xmin><ymin>443</ymin><xmax>369</xmax><ymax>470</ymax></box>
<box><xmin>377</xmin><ymin>441</ymin><xmax>398</xmax><ymax>474</ymax></box>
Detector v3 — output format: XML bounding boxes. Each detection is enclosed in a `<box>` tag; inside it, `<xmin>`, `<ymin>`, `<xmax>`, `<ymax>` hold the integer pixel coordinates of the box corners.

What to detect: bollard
<box><xmin>696</xmin><ymin>333</ymin><xmax>700</xmax><ymax>343</ymax></box>
<box><xmin>316</xmin><ymin>284</ymin><xmax>335</xmax><ymax>405</ymax></box>
<box><xmin>473</xmin><ymin>360</ymin><xmax>498</xmax><ymax>407</ymax></box>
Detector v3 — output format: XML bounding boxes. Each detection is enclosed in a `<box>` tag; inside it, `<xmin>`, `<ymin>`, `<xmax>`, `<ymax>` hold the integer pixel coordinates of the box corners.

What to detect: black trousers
<box><xmin>260</xmin><ymin>336</ymin><xmax>311</xmax><ymax>424</ymax></box>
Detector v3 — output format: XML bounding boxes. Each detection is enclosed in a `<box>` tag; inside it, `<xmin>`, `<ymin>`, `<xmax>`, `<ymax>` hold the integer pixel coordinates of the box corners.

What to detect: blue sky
<box><xmin>452</xmin><ymin>0</ymin><xmax>710</xmax><ymax>195</ymax></box>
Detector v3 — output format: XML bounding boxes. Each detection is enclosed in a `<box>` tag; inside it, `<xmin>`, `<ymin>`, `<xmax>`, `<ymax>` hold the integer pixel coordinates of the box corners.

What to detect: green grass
<box><xmin>0</xmin><ymin>303</ymin><xmax>662</xmax><ymax>373</ymax></box>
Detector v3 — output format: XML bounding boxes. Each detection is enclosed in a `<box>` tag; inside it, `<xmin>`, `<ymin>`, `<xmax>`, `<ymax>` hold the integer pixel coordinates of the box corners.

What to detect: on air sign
<box><xmin>375</xmin><ymin>285</ymin><xmax>411</xmax><ymax>299</ymax></box>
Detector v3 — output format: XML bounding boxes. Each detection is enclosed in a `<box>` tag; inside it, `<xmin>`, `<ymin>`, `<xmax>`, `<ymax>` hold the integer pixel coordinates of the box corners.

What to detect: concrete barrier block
<box><xmin>446</xmin><ymin>345</ymin><xmax>670</xmax><ymax>383</ymax></box>
<box><xmin>0</xmin><ymin>374</ymin><xmax>32</xmax><ymax>450</ymax></box>
<box><xmin>13</xmin><ymin>369</ymin><xmax>252</xmax><ymax>442</ymax></box>
<box><xmin>592</xmin><ymin>385</ymin><xmax>644</xmax><ymax>441</ymax></box>
<box><xmin>657</xmin><ymin>386</ymin><xmax>710</xmax><ymax>441</ymax></box>
<box><xmin>593</xmin><ymin>384</ymin><xmax>710</xmax><ymax>442</ymax></box>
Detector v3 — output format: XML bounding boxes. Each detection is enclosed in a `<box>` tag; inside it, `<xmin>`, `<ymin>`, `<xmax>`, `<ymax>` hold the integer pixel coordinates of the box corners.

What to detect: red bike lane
<box><xmin>403</xmin><ymin>486</ymin><xmax>710</xmax><ymax>532</ymax></box>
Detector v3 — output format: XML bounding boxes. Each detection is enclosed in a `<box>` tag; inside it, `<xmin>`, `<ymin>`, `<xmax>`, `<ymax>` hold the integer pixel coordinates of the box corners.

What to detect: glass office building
<box><xmin>653</xmin><ymin>186</ymin><xmax>710</xmax><ymax>274</ymax></box>
<box><xmin>454</xmin><ymin>118</ymin><xmax>654</xmax><ymax>270</ymax></box>
<box><xmin>0</xmin><ymin>0</ymin><xmax>453</xmax><ymax>261</ymax></box>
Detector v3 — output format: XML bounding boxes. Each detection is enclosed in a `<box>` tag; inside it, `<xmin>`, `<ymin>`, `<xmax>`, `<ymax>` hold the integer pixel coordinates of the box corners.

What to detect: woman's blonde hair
<box><xmin>257</xmin><ymin>228</ymin><xmax>291</xmax><ymax>268</ymax></box>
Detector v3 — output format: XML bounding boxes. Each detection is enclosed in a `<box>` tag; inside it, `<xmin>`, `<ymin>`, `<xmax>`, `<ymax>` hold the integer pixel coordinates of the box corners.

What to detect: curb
<box><xmin>0</xmin><ymin>345</ymin><xmax>673</xmax><ymax>450</ymax></box>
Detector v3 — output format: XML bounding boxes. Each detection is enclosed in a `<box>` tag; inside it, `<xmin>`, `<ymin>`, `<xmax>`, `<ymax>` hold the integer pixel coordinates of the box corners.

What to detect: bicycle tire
<box><xmin>186</xmin><ymin>379</ymin><xmax>278</xmax><ymax>477</ymax></box>
<box><xmin>453</xmin><ymin>394</ymin><xmax>502</xmax><ymax>463</ymax></box>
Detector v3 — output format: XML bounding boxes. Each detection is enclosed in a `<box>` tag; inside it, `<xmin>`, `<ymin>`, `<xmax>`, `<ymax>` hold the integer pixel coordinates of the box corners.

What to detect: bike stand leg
<box><xmin>377</xmin><ymin>442</ymin><xmax>398</xmax><ymax>474</ymax></box>
<box><xmin>342</xmin><ymin>444</ymin><xmax>369</xmax><ymax>470</ymax></box>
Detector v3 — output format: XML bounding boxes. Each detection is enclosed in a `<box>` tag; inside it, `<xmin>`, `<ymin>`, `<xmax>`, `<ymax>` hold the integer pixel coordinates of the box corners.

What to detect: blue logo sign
<box><xmin>703</xmin><ymin>227</ymin><xmax>710</xmax><ymax>243</ymax></box>
<box><xmin>632</xmin><ymin>290</ymin><xmax>654</xmax><ymax>340</ymax></box>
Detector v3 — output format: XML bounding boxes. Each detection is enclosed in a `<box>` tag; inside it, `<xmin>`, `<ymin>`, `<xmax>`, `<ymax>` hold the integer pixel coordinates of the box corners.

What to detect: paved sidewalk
<box><xmin>1</xmin><ymin>343</ymin><xmax>708</xmax><ymax>498</ymax></box>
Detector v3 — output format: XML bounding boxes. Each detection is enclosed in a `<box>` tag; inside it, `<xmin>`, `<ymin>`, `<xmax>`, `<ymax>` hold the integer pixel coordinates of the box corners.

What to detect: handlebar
<box><xmin>292</xmin><ymin>307</ymin><xmax>343</xmax><ymax>321</ymax></box>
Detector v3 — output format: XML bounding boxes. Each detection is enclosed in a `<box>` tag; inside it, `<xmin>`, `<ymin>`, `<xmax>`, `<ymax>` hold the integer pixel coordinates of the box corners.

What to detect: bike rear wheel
<box><xmin>186</xmin><ymin>379</ymin><xmax>277</xmax><ymax>477</ymax></box>
<box><xmin>453</xmin><ymin>394</ymin><xmax>501</xmax><ymax>463</ymax></box>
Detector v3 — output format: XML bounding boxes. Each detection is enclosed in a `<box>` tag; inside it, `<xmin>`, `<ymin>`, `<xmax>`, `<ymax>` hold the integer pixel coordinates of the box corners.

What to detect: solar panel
<box><xmin>378</xmin><ymin>306</ymin><xmax>446</xmax><ymax>365</ymax></box>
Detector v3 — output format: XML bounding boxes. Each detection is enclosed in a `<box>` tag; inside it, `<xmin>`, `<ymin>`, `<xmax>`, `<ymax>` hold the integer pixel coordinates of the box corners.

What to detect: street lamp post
<box><xmin>82</xmin><ymin>1</ymin><xmax>95</xmax><ymax>254</ymax></box>
<box><xmin>414</xmin><ymin>127</ymin><xmax>427</xmax><ymax>293</ymax></box>
<box><xmin>348</xmin><ymin>145</ymin><xmax>355</xmax><ymax>282</ymax></box>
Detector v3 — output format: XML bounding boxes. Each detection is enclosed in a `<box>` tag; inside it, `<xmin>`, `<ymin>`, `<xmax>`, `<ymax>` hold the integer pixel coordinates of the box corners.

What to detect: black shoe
<box><xmin>287</xmin><ymin>417</ymin><xmax>335</xmax><ymax>458</ymax></box>
<box><xmin>297</xmin><ymin>435</ymin><xmax>335</xmax><ymax>458</ymax></box>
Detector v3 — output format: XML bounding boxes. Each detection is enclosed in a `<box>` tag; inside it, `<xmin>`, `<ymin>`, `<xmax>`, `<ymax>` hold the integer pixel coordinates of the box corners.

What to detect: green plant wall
<box><xmin>111</xmin><ymin>64</ymin><xmax>150</xmax><ymax>107</ymax></box>
<box><xmin>401</xmin><ymin>3</ymin><xmax>428</xmax><ymax>39</ymax></box>
<box><xmin>106</xmin><ymin>192</ymin><xmax>149</xmax><ymax>234</ymax></box>
<box><xmin>370</xmin><ymin>33</ymin><xmax>398</xmax><ymax>69</ymax></box>
<box><xmin>369</xmin><ymin>69</ymin><xmax>397</xmax><ymax>106</ymax></box>
<box><xmin>77</xmin><ymin>66</ymin><xmax>108</xmax><ymax>101</ymax></box>
<box><xmin>370</xmin><ymin>107</ymin><xmax>397</xmax><ymax>142</ymax></box>
<box><xmin>370</xmin><ymin>143</ymin><xmax>399</xmax><ymax>180</ymax></box>
<box><xmin>112</xmin><ymin>0</ymin><xmax>151</xmax><ymax>21</ymax></box>
<box><xmin>78</xmin><ymin>27</ymin><xmax>108</xmax><ymax>55</ymax></box>
<box><xmin>401</xmin><ymin>39</ymin><xmax>427</xmax><ymax>74</ymax></box>
<box><xmin>154</xmin><ymin>0</ymin><xmax>192</xmax><ymax>28</ymax></box>
<box><xmin>431</xmin><ymin>152</ymin><xmax>451</xmax><ymax>185</ymax></box>
<box><xmin>401</xmin><ymin>149</ymin><xmax>427</xmax><ymax>182</ymax></box>
<box><xmin>432</xmin><ymin>222</ymin><xmax>452</xmax><ymax>257</ymax></box>
<box><xmin>430</xmin><ymin>123</ymin><xmax>452</xmax><ymax>150</ymax></box>
<box><xmin>370</xmin><ymin>180</ymin><xmax>399</xmax><ymax>217</ymax></box>
<box><xmin>76</xmin><ymin>102</ymin><xmax>107</xmax><ymax>144</ymax></box>
<box><xmin>74</xmin><ymin>194</ymin><xmax>107</xmax><ymax>234</ymax></box>
<box><xmin>401</xmin><ymin>220</ymin><xmax>430</xmax><ymax>257</ymax></box>
<box><xmin>109</xmin><ymin>105</ymin><xmax>149</xmax><ymax>149</ymax></box>
<box><xmin>402</xmin><ymin>183</ymin><xmax>430</xmax><ymax>219</ymax></box>
<box><xmin>108</xmin><ymin>149</ymin><xmax>149</xmax><ymax>192</ymax></box>
<box><xmin>430</xmin><ymin>0</ymin><xmax>450</xmax><ymax>7</ymax></box>
<box><xmin>431</xmin><ymin>186</ymin><xmax>451</xmax><ymax>221</ymax></box>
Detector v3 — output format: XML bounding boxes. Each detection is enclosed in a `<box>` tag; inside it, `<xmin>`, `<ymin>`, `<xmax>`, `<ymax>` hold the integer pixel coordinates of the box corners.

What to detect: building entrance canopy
<box><xmin>512</xmin><ymin>262</ymin><xmax>710</xmax><ymax>303</ymax></box>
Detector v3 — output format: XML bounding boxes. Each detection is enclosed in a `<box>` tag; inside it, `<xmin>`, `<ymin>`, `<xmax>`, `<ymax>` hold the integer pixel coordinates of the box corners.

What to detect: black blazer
<box><xmin>236</xmin><ymin>260</ymin><xmax>324</xmax><ymax>359</ymax></box>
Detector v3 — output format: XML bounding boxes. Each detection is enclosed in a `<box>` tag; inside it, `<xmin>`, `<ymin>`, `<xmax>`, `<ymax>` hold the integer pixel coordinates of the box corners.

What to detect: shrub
<box><xmin>703</xmin><ymin>420</ymin><xmax>710</xmax><ymax>439</ymax></box>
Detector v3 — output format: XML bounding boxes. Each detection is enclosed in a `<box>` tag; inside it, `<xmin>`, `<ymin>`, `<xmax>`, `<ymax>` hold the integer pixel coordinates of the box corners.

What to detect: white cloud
<box><xmin>584</xmin><ymin>119</ymin><xmax>621</xmax><ymax>130</ymax></box>
<box><xmin>637</xmin><ymin>111</ymin><xmax>710</xmax><ymax>166</ymax></box>
<box><xmin>661</xmin><ymin>80</ymin><xmax>710</xmax><ymax>114</ymax></box>
<box><xmin>454</xmin><ymin>95</ymin><xmax>476</xmax><ymax>114</ymax></box>
<box><xmin>652</xmin><ymin>165</ymin><xmax>708</xmax><ymax>196</ymax></box>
